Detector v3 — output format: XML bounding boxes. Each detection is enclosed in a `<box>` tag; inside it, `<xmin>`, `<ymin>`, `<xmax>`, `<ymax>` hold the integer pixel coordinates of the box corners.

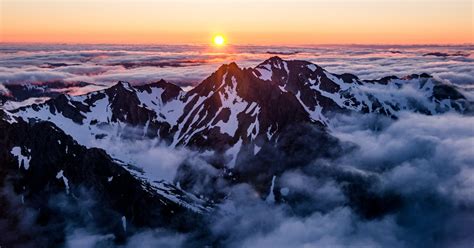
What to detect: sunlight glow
<box><xmin>213</xmin><ymin>35</ymin><xmax>225</xmax><ymax>46</ymax></box>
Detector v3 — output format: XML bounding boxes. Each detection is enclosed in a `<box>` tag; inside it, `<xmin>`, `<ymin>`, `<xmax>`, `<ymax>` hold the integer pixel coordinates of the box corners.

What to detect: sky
<box><xmin>0</xmin><ymin>0</ymin><xmax>472</xmax><ymax>45</ymax></box>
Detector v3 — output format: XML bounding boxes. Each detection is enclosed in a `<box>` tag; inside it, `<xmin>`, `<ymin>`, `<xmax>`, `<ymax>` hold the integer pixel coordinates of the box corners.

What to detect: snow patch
<box><xmin>265</xmin><ymin>175</ymin><xmax>276</xmax><ymax>204</ymax></box>
<box><xmin>11</xmin><ymin>146</ymin><xmax>31</xmax><ymax>170</ymax></box>
<box><xmin>226</xmin><ymin>139</ymin><xmax>242</xmax><ymax>168</ymax></box>
<box><xmin>119</xmin><ymin>81</ymin><xmax>134</xmax><ymax>92</ymax></box>
<box><xmin>56</xmin><ymin>170</ymin><xmax>70</xmax><ymax>194</ymax></box>
<box><xmin>254</xmin><ymin>64</ymin><xmax>273</xmax><ymax>81</ymax></box>
<box><xmin>254</xmin><ymin>144</ymin><xmax>262</xmax><ymax>155</ymax></box>
<box><xmin>307</xmin><ymin>64</ymin><xmax>317</xmax><ymax>72</ymax></box>
<box><xmin>121</xmin><ymin>216</ymin><xmax>127</xmax><ymax>231</ymax></box>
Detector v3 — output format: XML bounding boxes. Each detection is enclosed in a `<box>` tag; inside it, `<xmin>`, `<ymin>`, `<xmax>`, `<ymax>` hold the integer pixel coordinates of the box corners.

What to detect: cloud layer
<box><xmin>0</xmin><ymin>44</ymin><xmax>472</xmax><ymax>92</ymax></box>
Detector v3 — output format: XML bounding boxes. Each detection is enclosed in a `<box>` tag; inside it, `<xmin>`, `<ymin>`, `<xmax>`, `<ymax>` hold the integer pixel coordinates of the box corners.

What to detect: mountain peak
<box><xmin>137</xmin><ymin>79</ymin><xmax>182</xmax><ymax>92</ymax></box>
<box><xmin>111</xmin><ymin>81</ymin><xmax>134</xmax><ymax>92</ymax></box>
<box><xmin>136</xmin><ymin>79</ymin><xmax>183</xmax><ymax>103</ymax></box>
<box><xmin>187</xmin><ymin>62</ymin><xmax>245</xmax><ymax>98</ymax></box>
<box><xmin>228</xmin><ymin>61</ymin><xmax>240</xmax><ymax>70</ymax></box>
<box><xmin>253</xmin><ymin>56</ymin><xmax>326</xmax><ymax>84</ymax></box>
<box><xmin>256</xmin><ymin>56</ymin><xmax>286</xmax><ymax>70</ymax></box>
<box><xmin>253</xmin><ymin>58</ymin><xmax>286</xmax><ymax>81</ymax></box>
<box><xmin>215</xmin><ymin>62</ymin><xmax>242</xmax><ymax>74</ymax></box>
<box><xmin>264</xmin><ymin>56</ymin><xmax>284</xmax><ymax>63</ymax></box>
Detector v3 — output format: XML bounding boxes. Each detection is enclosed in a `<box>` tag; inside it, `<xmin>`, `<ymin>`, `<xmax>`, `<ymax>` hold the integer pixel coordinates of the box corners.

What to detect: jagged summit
<box><xmin>137</xmin><ymin>79</ymin><xmax>181</xmax><ymax>91</ymax></box>
<box><xmin>108</xmin><ymin>80</ymin><xmax>135</xmax><ymax>93</ymax></box>
<box><xmin>136</xmin><ymin>79</ymin><xmax>183</xmax><ymax>103</ymax></box>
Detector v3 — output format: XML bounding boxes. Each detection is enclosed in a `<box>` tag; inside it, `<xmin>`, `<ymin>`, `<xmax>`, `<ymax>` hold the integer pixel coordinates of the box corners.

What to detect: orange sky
<box><xmin>1</xmin><ymin>0</ymin><xmax>472</xmax><ymax>45</ymax></box>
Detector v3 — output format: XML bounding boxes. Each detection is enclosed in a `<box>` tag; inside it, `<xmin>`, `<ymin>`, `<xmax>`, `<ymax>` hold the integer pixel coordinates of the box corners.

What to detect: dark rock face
<box><xmin>233</xmin><ymin>123</ymin><xmax>339</xmax><ymax>193</ymax></box>
<box><xmin>336</xmin><ymin>73</ymin><xmax>360</xmax><ymax>84</ymax></box>
<box><xmin>0</xmin><ymin>112</ymin><xmax>204</xmax><ymax>247</ymax></box>
<box><xmin>433</xmin><ymin>84</ymin><xmax>465</xmax><ymax>101</ymax></box>
<box><xmin>105</xmin><ymin>81</ymin><xmax>156</xmax><ymax>126</ymax></box>
<box><xmin>47</xmin><ymin>94</ymin><xmax>88</xmax><ymax>124</ymax></box>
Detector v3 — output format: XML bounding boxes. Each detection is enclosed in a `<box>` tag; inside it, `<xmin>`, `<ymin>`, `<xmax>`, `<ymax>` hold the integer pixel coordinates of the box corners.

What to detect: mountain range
<box><xmin>0</xmin><ymin>56</ymin><xmax>471</xmax><ymax>246</ymax></box>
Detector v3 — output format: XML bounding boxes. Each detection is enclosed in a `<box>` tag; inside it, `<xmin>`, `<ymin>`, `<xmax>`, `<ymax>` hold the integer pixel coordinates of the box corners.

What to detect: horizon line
<box><xmin>1</xmin><ymin>41</ymin><xmax>473</xmax><ymax>47</ymax></box>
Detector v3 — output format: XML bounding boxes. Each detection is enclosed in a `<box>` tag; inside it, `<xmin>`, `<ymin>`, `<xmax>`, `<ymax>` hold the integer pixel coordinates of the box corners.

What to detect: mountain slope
<box><xmin>0</xmin><ymin>109</ymin><xmax>210</xmax><ymax>246</ymax></box>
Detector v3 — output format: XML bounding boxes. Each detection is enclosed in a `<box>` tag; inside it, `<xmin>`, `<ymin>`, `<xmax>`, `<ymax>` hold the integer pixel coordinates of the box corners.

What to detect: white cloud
<box><xmin>0</xmin><ymin>44</ymin><xmax>471</xmax><ymax>89</ymax></box>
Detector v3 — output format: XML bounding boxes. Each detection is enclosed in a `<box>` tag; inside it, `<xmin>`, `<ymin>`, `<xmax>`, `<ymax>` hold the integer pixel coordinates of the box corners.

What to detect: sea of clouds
<box><xmin>0</xmin><ymin>44</ymin><xmax>472</xmax><ymax>93</ymax></box>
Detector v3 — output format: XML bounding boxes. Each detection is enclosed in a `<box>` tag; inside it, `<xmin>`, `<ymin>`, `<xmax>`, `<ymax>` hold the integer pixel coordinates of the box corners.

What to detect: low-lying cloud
<box><xmin>0</xmin><ymin>44</ymin><xmax>472</xmax><ymax>91</ymax></box>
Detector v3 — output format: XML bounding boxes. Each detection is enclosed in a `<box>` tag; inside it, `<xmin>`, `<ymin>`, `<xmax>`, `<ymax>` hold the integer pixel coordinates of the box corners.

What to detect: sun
<box><xmin>213</xmin><ymin>35</ymin><xmax>225</xmax><ymax>46</ymax></box>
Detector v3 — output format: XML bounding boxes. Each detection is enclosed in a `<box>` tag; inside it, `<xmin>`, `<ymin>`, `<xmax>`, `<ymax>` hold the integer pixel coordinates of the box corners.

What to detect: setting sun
<box><xmin>213</xmin><ymin>35</ymin><xmax>225</xmax><ymax>46</ymax></box>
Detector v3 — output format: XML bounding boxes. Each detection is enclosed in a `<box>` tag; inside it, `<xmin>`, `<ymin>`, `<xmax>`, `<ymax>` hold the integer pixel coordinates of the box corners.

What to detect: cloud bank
<box><xmin>0</xmin><ymin>44</ymin><xmax>472</xmax><ymax>92</ymax></box>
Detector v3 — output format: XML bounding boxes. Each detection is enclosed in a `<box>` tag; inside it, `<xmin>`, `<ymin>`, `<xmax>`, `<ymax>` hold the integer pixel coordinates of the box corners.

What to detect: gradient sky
<box><xmin>1</xmin><ymin>0</ymin><xmax>472</xmax><ymax>45</ymax></box>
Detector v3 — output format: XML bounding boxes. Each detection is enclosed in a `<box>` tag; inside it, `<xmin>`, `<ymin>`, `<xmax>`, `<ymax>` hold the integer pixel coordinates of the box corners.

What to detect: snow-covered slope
<box><xmin>14</xmin><ymin>81</ymin><xmax>180</xmax><ymax>146</ymax></box>
<box><xmin>0</xmin><ymin>108</ymin><xmax>212</xmax><ymax>216</ymax></box>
